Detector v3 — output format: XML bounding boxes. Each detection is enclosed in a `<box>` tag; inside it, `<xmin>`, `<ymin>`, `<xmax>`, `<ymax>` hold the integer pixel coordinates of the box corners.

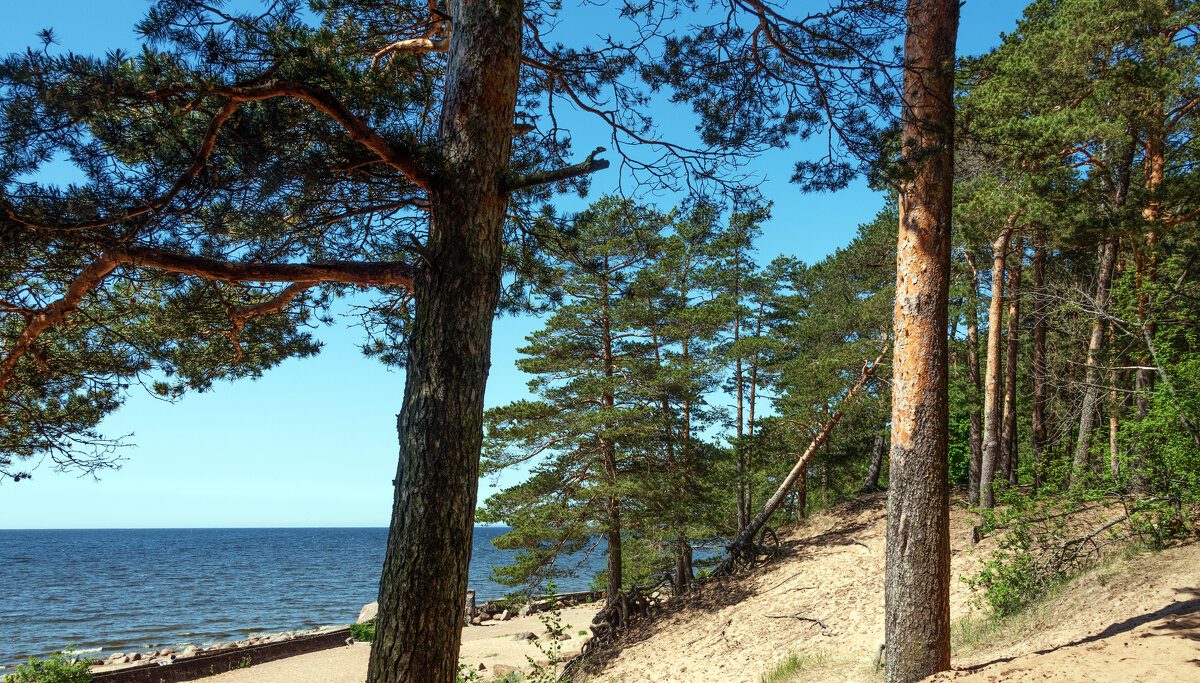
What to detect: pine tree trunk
<box><xmin>1130</xmin><ymin>126</ymin><xmax>1164</xmax><ymax>494</ymax></box>
<box><xmin>736</xmin><ymin>351</ymin><xmax>747</xmax><ymax>534</ymax></box>
<box><xmin>1108</xmin><ymin>364</ymin><xmax>1125</xmax><ymax>478</ymax></box>
<box><xmin>965</xmin><ymin>252</ymin><xmax>983</xmax><ymax>504</ymax></box>
<box><xmin>1031</xmin><ymin>229</ymin><xmax>1048</xmax><ymax>491</ymax></box>
<box><xmin>795</xmin><ymin>476</ymin><xmax>807</xmax><ymax>522</ymax></box>
<box><xmin>746</xmin><ymin>309</ymin><xmax>763</xmax><ymax>523</ymax></box>
<box><xmin>980</xmin><ymin>223</ymin><xmax>1013</xmax><ymax>508</ymax></box>
<box><xmin>862</xmin><ymin>433</ymin><xmax>886</xmax><ymax>492</ymax></box>
<box><xmin>1071</xmin><ymin>237</ymin><xmax>1119</xmax><ymax>489</ymax></box>
<box><xmin>601</xmin><ymin>267</ymin><xmax>623</xmax><ymax>606</ymax></box>
<box><xmin>1001</xmin><ymin>234</ymin><xmax>1022</xmax><ymax>486</ymax></box>
<box><xmin>885</xmin><ymin>2</ymin><xmax>957</xmax><ymax>679</ymax></box>
<box><xmin>366</xmin><ymin>3</ymin><xmax>523</xmax><ymax>680</ymax></box>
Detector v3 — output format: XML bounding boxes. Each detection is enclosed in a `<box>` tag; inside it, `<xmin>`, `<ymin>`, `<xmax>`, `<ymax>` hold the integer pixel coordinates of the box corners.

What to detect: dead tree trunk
<box><xmin>885</xmin><ymin>2</ymin><xmax>958</xmax><ymax>679</ymax></box>
<box><xmin>980</xmin><ymin>221</ymin><xmax>1014</xmax><ymax>508</ymax></box>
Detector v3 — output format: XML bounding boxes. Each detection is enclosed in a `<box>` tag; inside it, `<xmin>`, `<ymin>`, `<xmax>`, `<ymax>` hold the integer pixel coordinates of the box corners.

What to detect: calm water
<box><xmin>0</xmin><ymin>526</ymin><xmax>604</xmax><ymax>670</ymax></box>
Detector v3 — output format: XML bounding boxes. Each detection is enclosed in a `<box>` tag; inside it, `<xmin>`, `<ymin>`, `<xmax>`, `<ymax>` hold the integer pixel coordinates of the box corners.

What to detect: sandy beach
<box><xmin>202</xmin><ymin>603</ymin><xmax>603</xmax><ymax>683</ymax></box>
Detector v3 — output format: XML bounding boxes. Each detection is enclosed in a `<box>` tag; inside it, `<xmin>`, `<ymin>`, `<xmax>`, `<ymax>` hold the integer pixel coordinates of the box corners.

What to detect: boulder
<box><xmin>498</xmin><ymin>609</ymin><xmax>511</xmax><ymax>621</ymax></box>
<box><xmin>180</xmin><ymin>646</ymin><xmax>200</xmax><ymax>658</ymax></box>
<box><xmin>105</xmin><ymin>653</ymin><xmax>126</xmax><ymax>664</ymax></box>
<box><xmin>557</xmin><ymin>633</ymin><xmax>572</xmax><ymax>641</ymax></box>
<box><xmin>509</xmin><ymin>631</ymin><xmax>538</xmax><ymax>642</ymax></box>
<box><xmin>493</xmin><ymin>664</ymin><xmax>519</xmax><ymax>676</ymax></box>
<box><xmin>517</xmin><ymin>604</ymin><xmax>533</xmax><ymax>618</ymax></box>
<box><xmin>357</xmin><ymin>602</ymin><xmax>379</xmax><ymax>624</ymax></box>
<box><xmin>128</xmin><ymin>652</ymin><xmax>142</xmax><ymax>662</ymax></box>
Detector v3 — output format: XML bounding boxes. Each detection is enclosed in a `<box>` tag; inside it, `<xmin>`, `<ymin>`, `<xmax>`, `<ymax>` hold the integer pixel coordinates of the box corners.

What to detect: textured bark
<box><xmin>979</xmin><ymin>224</ymin><xmax>1013</xmax><ymax>509</ymax></box>
<box><xmin>1031</xmin><ymin>230</ymin><xmax>1048</xmax><ymax>491</ymax></box>
<box><xmin>885</xmin><ymin>2</ymin><xmax>957</xmax><ymax>680</ymax></box>
<box><xmin>1001</xmin><ymin>234</ymin><xmax>1023</xmax><ymax>486</ymax></box>
<box><xmin>366</xmin><ymin>1</ymin><xmax>523</xmax><ymax>681</ymax></box>
<box><xmin>965</xmin><ymin>252</ymin><xmax>983</xmax><ymax>504</ymax></box>
<box><xmin>862</xmin><ymin>433</ymin><xmax>887</xmax><ymax>492</ymax></box>
<box><xmin>1070</xmin><ymin>238</ymin><xmax>1119</xmax><ymax>490</ymax></box>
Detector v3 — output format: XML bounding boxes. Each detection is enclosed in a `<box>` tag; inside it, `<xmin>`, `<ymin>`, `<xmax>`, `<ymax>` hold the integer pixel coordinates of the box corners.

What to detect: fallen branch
<box><xmin>849</xmin><ymin>537</ymin><xmax>870</xmax><ymax>552</ymax></box>
<box><xmin>766</xmin><ymin>614</ymin><xmax>829</xmax><ymax>630</ymax></box>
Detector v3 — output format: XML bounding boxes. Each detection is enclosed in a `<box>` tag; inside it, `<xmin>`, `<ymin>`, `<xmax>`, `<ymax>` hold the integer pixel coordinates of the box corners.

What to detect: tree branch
<box><xmin>108</xmin><ymin>246</ymin><xmax>417</xmax><ymax>290</ymax></box>
<box><xmin>4</xmin><ymin>100</ymin><xmax>240</xmax><ymax>231</ymax></box>
<box><xmin>505</xmin><ymin>147</ymin><xmax>611</xmax><ymax>193</ymax></box>
<box><xmin>226</xmin><ymin>282</ymin><xmax>314</xmax><ymax>364</ymax></box>
<box><xmin>214</xmin><ymin>80</ymin><xmax>435</xmax><ymax>190</ymax></box>
<box><xmin>0</xmin><ymin>255</ymin><xmax>119</xmax><ymax>397</ymax></box>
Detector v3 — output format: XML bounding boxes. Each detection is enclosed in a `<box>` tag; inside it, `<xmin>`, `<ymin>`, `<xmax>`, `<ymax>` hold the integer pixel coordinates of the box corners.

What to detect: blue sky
<box><xmin>0</xmin><ymin>0</ymin><xmax>1030</xmax><ymax>528</ymax></box>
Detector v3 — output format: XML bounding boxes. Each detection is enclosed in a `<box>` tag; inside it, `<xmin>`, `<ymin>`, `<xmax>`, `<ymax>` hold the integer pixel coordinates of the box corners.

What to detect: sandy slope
<box><xmin>582</xmin><ymin>493</ymin><xmax>1200</xmax><ymax>683</ymax></box>
<box><xmin>931</xmin><ymin>540</ymin><xmax>1200</xmax><ymax>682</ymax></box>
<box><xmin>580</xmin><ymin>492</ymin><xmax>983</xmax><ymax>683</ymax></box>
<box><xmin>204</xmin><ymin>492</ymin><xmax>1200</xmax><ymax>682</ymax></box>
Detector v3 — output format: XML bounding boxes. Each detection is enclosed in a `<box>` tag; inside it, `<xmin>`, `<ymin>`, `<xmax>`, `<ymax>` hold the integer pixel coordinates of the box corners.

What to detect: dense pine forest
<box><xmin>2</xmin><ymin>0</ymin><xmax>1198</xmax><ymax>682</ymax></box>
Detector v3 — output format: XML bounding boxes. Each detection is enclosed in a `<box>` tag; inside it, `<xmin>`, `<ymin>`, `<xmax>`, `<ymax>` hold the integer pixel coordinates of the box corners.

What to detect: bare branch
<box><xmin>505</xmin><ymin>147</ymin><xmax>611</xmax><ymax>193</ymax></box>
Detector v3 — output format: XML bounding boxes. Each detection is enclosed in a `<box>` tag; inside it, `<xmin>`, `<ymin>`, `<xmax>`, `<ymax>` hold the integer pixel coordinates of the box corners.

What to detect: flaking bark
<box><xmin>884</xmin><ymin>1</ymin><xmax>958</xmax><ymax>680</ymax></box>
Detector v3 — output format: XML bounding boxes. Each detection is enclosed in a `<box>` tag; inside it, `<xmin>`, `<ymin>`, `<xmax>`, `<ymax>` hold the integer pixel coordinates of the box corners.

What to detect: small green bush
<box><xmin>349</xmin><ymin>618</ymin><xmax>375</xmax><ymax>642</ymax></box>
<box><xmin>4</xmin><ymin>649</ymin><xmax>91</xmax><ymax>683</ymax></box>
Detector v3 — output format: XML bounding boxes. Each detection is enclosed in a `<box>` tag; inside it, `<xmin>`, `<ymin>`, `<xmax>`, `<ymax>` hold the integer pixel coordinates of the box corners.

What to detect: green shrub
<box><xmin>349</xmin><ymin>618</ymin><xmax>375</xmax><ymax>642</ymax></box>
<box><xmin>3</xmin><ymin>649</ymin><xmax>92</xmax><ymax>683</ymax></box>
<box><xmin>964</xmin><ymin>487</ymin><xmax>1183</xmax><ymax>616</ymax></box>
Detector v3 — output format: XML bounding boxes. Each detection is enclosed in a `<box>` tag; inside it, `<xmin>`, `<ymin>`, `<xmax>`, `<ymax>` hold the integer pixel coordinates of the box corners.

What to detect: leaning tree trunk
<box><xmin>980</xmin><ymin>223</ymin><xmax>1013</xmax><ymax>508</ymax></box>
<box><xmin>885</xmin><ymin>2</ymin><xmax>957</xmax><ymax>680</ymax></box>
<box><xmin>965</xmin><ymin>252</ymin><xmax>984</xmax><ymax>504</ymax></box>
<box><xmin>1031</xmin><ymin>229</ymin><xmax>1048</xmax><ymax>491</ymax></box>
<box><xmin>719</xmin><ymin>352</ymin><xmax>883</xmax><ymax>565</ymax></box>
<box><xmin>1001</xmin><ymin>234</ymin><xmax>1023</xmax><ymax>486</ymax></box>
<box><xmin>1070</xmin><ymin>237</ymin><xmax>1119</xmax><ymax>490</ymax></box>
<box><xmin>366</xmin><ymin>2</ymin><xmax>523</xmax><ymax>682</ymax></box>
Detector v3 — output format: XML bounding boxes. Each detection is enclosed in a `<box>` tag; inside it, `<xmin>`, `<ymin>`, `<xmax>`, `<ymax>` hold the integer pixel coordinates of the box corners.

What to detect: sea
<box><xmin>0</xmin><ymin>526</ymin><xmax>606</xmax><ymax>671</ymax></box>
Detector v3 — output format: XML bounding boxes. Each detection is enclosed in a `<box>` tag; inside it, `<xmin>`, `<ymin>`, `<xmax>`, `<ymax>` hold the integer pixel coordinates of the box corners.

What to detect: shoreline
<box><xmin>67</xmin><ymin>593</ymin><xmax>606</xmax><ymax>680</ymax></box>
<box><xmin>77</xmin><ymin>602</ymin><xmax>604</xmax><ymax>683</ymax></box>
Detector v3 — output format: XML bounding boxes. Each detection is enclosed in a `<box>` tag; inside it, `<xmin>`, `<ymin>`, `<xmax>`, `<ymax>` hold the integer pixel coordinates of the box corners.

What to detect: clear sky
<box><xmin>0</xmin><ymin>0</ymin><xmax>1030</xmax><ymax>528</ymax></box>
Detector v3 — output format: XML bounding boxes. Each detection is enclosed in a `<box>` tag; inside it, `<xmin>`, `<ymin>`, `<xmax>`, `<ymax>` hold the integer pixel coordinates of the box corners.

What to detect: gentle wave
<box><xmin>0</xmin><ymin>526</ymin><xmax>605</xmax><ymax>667</ymax></box>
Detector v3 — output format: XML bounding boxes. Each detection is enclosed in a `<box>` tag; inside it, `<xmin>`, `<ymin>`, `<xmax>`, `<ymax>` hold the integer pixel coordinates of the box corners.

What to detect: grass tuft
<box><xmin>758</xmin><ymin>650</ymin><xmax>829</xmax><ymax>683</ymax></box>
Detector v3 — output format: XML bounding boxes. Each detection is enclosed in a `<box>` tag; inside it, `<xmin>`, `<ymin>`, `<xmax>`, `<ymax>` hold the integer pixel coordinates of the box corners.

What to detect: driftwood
<box><xmin>713</xmin><ymin>351</ymin><xmax>886</xmax><ymax>577</ymax></box>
